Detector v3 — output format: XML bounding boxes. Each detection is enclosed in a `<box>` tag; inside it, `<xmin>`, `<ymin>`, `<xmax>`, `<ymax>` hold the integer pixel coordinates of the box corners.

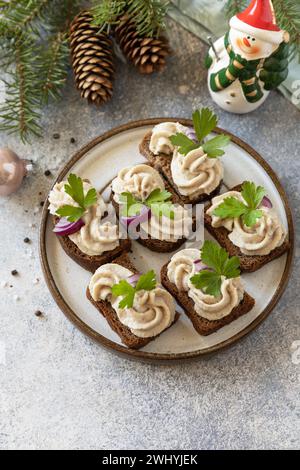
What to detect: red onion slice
<box><xmin>121</xmin><ymin>205</ymin><xmax>151</xmax><ymax>226</ymax></box>
<box><xmin>193</xmin><ymin>259</ymin><xmax>211</xmax><ymax>273</ymax></box>
<box><xmin>260</xmin><ymin>196</ymin><xmax>273</xmax><ymax>209</ymax></box>
<box><xmin>127</xmin><ymin>273</ymin><xmax>141</xmax><ymax>287</ymax></box>
<box><xmin>185</xmin><ymin>127</ymin><xmax>198</xmax><ymax>143</ymax></box>
<box><xmin>53</xmin><ymin>217</ymin><xmax>85</xmax><ymax>236</ymax></box>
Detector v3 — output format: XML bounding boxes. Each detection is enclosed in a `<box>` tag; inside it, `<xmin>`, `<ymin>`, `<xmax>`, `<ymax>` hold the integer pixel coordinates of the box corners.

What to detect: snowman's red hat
<box><xmin>230</xmin><ymin>0</ymin><xmax>284</xmax><ymax>44</ymax></box>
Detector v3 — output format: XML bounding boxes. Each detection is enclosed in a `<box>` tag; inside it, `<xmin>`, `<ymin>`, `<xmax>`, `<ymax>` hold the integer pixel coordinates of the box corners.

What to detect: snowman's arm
<box><xmin>205</xmin><ymin>36</ymin><xmax>225</xmax><ymax>69</ymax></box>
<box><xmin>210</xmin><ymin>36</ymin><xmax>225</xmax><ymax>56</ymax></box>
<box><xmin>259</xmin><ymin>42</ymin><xmax>289</xmax><ymax>90</ymax></box>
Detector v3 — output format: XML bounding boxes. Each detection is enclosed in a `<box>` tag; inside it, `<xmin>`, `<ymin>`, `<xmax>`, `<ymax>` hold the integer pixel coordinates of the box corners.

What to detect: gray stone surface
<box><xmin>0</xmin><ymin>21</ymin><xmax>299</xmax><ymax>450</ymax></box>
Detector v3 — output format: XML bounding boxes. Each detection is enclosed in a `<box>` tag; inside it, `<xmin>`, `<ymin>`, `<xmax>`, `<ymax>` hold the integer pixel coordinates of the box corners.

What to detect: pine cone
<box><xmin>114</xmin><ymin>14</ymin><xmax>170</xmax><ymax>74</ymax></box>
<box><xmin>70</xmin><ymin>11</ymin><xmax>114</xmax><ymax>106</ymax></box>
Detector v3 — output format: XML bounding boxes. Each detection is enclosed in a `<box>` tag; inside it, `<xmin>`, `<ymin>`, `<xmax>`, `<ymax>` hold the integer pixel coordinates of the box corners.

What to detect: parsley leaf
<box><xmin>192</xmin><ymin>107</ymin><xmax>218</xmax><ymax>142</ymax></box>
<box><xmin>111</xmin><ymin>280</ymin><xmax>135</xmax><ymax>310</ymax></box>
<box><xmin>169</xmin><ymin>133</ymin><xmax>198</xmax><ymax>156</ymax></box>
<box><xmin>120</xmin><ymin>192</ymin><xmax>144</xmax><ymax>217</ymax></box>
<box><xmin>191</xmin><ymin>270</ymin><xmax>222</xmax><ymax>297</ymax></box>
<box><xmin>241</xmin><ymin>181</ymin><xmax>266</xmax><ymax>209</ymax></box>
<box><xmin>64</xmin><ymin>173</ymin><xmax>84</xmax><ymax>207</ymax></box>
<box><xmin>213</xmin><ymin>197</ymin><xmax>247</xmax><ymax>219</ymax></box>
<box><xmin>56</xmin><ymin>205</ymin><xmax>85</xmax><ymax>222</ymax></box>
<box><xmin>145</xmin><ymin>188</ymin><xmax>172</xmax><ymax>204</ymax></box>
<box><xmin>243</xmin><ymin>209</ymin><xmax>263</xmax><ymax>227</ymax></box>
<box><xmin>120</xmin><ymin>188</ymin><xmax>175</xmax><ymax>220</ymax></box>
<box><xmin>212</xmin><ymin>181</ymin><xmax>267</xmax><ymax>227</ymax></box>
<box><xmin>190</xmin><ymin>241</ymin><xmax>240</xmax><ymax>297</ymax></box>
<box><xmin>202</xmin><ymin>134</ymin><xmax>230</xmax><ymax>158</ymax></box>
<box><xmin>170</xmin><ymin>107</ymin><xmax>230</xmax><ymax>158</ymax></box>
<box><xmin>151</xmin><ymin>201</ymin><xmax>175</xmax><ymax>220</ymax></box>
<box><xmin>111</xmin><ymin>270</ymin><xmax>157</xmax><ymax>309</ymax></box>
<box><xmin>56</xmin><ymin>174</ymin><xmax>98</xmax><ymax>222</ymax></box>
<box><xmin>84</xmin><ymin>188</ymin><xmax>98</xmax><ymax>208</ymax></box>
<box><xmin>136</xmin><ymin>270</ymin><xmax>156</xmax><ymax>292</ymax></box>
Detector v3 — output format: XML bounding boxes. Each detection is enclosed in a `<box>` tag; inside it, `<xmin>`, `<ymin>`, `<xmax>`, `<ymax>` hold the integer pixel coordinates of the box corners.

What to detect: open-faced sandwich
<box><xmin>204</xmin><ymin>181</ymin><xmax>290</xmax><ymax>272</ymax></box>
<box><xmin>111</xmin><ymin>163</ymin><xmax>193</xmax><ymax>252</ymax></box>
<box><xmin>139</xmin><ymin>108</ymin><xmax>230</xmax><ymax>204</ymax></box>
<box><xmin>161</xmin><ymin>240</ymin><xmax>255</xmax><ymax>335</ymax></box>
<box><xmin>87</xmin><ymin>254</ymin><xmax>179</xmax><ymax>349</ymax></box>
<box><xmin>48</xmin><ymin>173</ymin><xmax>131</xmax><ymax>272</ymax></box>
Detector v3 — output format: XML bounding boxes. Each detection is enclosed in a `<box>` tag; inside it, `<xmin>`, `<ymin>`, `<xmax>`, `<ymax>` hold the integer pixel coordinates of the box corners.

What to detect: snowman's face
<box><xmin>229</xmin><ymin>28</ymin><xmax>278</xmax><ymax>60</ymax></box>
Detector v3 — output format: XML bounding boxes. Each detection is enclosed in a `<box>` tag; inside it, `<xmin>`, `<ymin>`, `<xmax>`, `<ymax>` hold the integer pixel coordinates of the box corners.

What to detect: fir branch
<box><xmin>0</xmin><ymin>37</ymin><xmax>42</xmax><ymax>142</ymax></box>
<box><xmin>92</xmin><ymin>0</ymin><xmax>170</xmax><ymax>37</ymax></box>
<box><xmin>126</xmin><ymin>0</ymin><xmax>170</xmax><ymax>37</ymax></box>
<box><xmin>273</xmin><ymin>0</ymin><xmax>300</xmax><ymax>59</ymax></box>
<box><xmin>92</xmin><ymin>0</ymin><xmax>127</xmax><ymax>32</ymax></box>
<box><xmin>1</xmin><ymin>0</ymin><xmax>54</xmax><ymax>36</ymax></box>
<box><xmin>38</xmin><ymin>32</ymin><xmax>70</xmax><ymax>104</ymax></box>
<box><xmin>37</xmin><ymin>0</ymin><xmax>82</xmax><ymax>103</ymax></box>
<box><xmin>0</xmin><ymin>0</ymin><xmax>83</xmax><ymax>141</ymax></box>
<box><xmin>225</xmin><ymin>0</ymin><xmax>248</xmax><ymax>19</ymax></box>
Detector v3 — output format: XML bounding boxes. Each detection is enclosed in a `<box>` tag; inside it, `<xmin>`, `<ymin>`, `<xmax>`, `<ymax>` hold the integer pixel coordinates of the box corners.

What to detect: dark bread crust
<box><xmin>204</xmin><ymin>184</ymin><xmax>290</xmax><ymax>273</ymax></box>
<box><xmin>161</xmin><ymin>263</ymin><xmax>255</xmax><ymax>336</ymax></box>
<box><xmin>53</xmin><ymin>215</ymin><xmax>131</xmax><ymax>272</ymax></box>
<box><xmin>139</xmin><ymin>131</ymin><xmax>222</xmax><ymax>204</ymax></box>
<box><xmin>111</xmin><ymin>174</ymin><xmax>192</xmax><ymax>253</ymax></box>
<box><xmin>86</xmin><ymin>253</ymin><xmax>179</xmax><ymax>349</ymax></box>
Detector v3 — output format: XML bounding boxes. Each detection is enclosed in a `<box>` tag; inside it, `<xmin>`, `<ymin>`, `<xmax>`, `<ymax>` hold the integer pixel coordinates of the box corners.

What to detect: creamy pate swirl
<box><xmin>112</xmin><ymin>164</ymin><xmax>164</xmax><ymax>202</ymax></box>
<box><xmin>167</xmin><ymin>248</ymin><xmax>244</xmax><ymax>320</ymax></box>
<box><xmin>171</xmin><ymin>147</ymin><xmax>223</xmax><ymax>199</ymax></box>
<box><xmin>207</xmin><ymin>191</ymin><xmax>286</xmax><ymax>256</ymax></box>
<box><xmin>89</xmin><ymin>264</ymin><xmax>175</xmax><ymax>338</ymax></box>
<box><xmin>150</xmin><ymin>122</ymin><xmax>223</xmax><ymax>199</ymax></box>
<box><xmin>112</xmin><ymin>164</ymin><xmax>193</xmax><ymax>242</ymax></box>
<box><xmin>149</xmin><ymin>122</ymin><xmax>188</xmax><ymax>155</ymax></box>
<box><xmin>48</xmin><ymin>180</ymin><xmax>119</xmax><ymax>256</ymax></box>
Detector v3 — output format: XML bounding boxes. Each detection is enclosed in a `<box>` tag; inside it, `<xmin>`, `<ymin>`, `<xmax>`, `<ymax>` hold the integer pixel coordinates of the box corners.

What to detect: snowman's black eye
<box><xmin>252</xmin><ymin>38</ymin><xmax>256</xmax><ymax>42</ymax></box>
<box><xmin>247</xmin><ymin>36</ymin><xmax>250</xmax><ymax>39</ymax></box>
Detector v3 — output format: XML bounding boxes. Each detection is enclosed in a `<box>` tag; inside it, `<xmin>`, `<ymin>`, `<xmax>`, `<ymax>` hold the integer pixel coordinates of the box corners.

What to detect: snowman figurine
<box><xmin>205</xmin><ymin>0</ymin><xmax>290</xmax><ymax>114</ymax></box>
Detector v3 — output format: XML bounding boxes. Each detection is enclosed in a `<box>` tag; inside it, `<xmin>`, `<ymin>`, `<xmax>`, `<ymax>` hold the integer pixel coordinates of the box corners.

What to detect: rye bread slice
<box><xmin>53</xmin><ymin>215</ymin><xmax>131</xmax><ymax>272</ymax></box>
<box><xmin>139</xmin><ymin>131</ymin><xmax>222</xmax><ymax>204</ymax></box>
<box><xmin>111</xmin><ymin>175</ymin><xmax>194</xmax><ymax>253</ymax></box>
<box><xmin>161</xmin><ymin>263</ymin><xmax>255</xmax><ymax>336</ymax></box>
<box><xmin>86</xmin><ymin>253</ymin><xmax>180</xmax><ymax>349</ymax></box>
<box><xmin>204</xmin><ymin>184</ymin><xmax>290</xmax><ymax>273</ymax></box>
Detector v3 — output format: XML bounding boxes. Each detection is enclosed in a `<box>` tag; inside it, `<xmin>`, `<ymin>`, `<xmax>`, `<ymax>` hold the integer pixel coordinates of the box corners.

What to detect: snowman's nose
<box><xmin>243</xmin><ymin>37</ymin><xmax>251</xmax><ymax>47</ymax></box>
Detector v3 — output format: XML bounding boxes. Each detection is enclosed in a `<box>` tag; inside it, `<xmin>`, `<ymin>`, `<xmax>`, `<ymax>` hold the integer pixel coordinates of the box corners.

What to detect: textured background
<box><xmin>0</xmin><ymin>21</ymin><xmax>299</xmax><ymax>450</ymax></box>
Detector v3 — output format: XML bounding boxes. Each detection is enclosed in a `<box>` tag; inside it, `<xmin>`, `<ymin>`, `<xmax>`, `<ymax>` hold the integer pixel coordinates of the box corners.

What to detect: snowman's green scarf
<box><xmin>209</xmin><ymin>32</ymin><xmax>264</xmax><ymax>103</ymax></box>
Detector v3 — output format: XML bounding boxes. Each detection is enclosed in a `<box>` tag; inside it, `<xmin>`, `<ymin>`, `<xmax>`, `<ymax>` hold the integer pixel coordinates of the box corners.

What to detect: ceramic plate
<box><xmin>40</xmin><ymin>119</ymin><xmax>294</xmax><ymax>362</ymax></box>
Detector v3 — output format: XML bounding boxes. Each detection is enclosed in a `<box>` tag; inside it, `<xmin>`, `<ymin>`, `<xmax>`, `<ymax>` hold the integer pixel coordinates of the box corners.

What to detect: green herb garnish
<box><xmin>213</xmin><ymin>181</ymin><xmax>266</xmax><ymax>227</ymax></box>
<box><xmin>56</xmin><ymin>174</ymin><xmax>97</xmax><ymax>222</ymax></box>
<box><xmin>190</xmin><ymin>240</ymin><xmax>240</xmax><ymax>297</ymax></box>
<box><xmin>111</xmin><ymin>270</ymin><xmax>157</xmax><ymax>309</ymax></box>
<box><xmin>120</xmin><ymin>188</ymin><xmax>175</xmax><ymax>220</ymax></box>
<box><xmin>170</xmin><ymin>107</ymin><xmax>230</xmax><ymax>158</ymax></box>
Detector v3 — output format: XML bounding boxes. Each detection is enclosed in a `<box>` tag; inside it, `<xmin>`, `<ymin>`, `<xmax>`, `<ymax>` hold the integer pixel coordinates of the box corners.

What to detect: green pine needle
<box><xmin>92</xmin><ymin>0</ymin><xmax>170</xmax><ymax>37</ymax></box>
<box><xmin>0</xmin><ymin>0</ymin><xmax>82</xmax><ymax>142</ymax></box>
